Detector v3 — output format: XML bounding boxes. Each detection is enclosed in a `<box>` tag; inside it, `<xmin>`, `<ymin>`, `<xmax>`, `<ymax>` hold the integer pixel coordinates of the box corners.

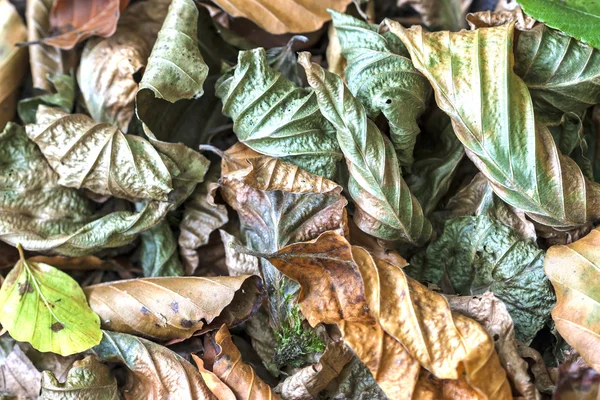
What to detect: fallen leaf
<box><xmin>116</xmin><ymin>0</ymin><xmax>171</xmax><ymax>47</ymax></box>
<box><xmin>205</xmin><ymin>325</ymin><xmax>282</xmax><ymax>399</ymax></box>
<box><xmin>0</xmin><ymin>344</ymin><xmax>41</xmax><ymax>399</ymax></box>
<box><xmin>397</xmin><ymin>0</ymin><xmax>473</xmax><ymax>30</ymax></box>
<box><xmin>466</xmin><ymin>8</ymin><xmax>536</xmax><ymax>30</ymax></box>
<box><xmin>18</xmin><ymin>74</ymin><xmax>74</xmax><ymax>124</ymax></box>
<box><xmin>330</xmin><ymin>11</ymin><xmax>432</xmax><ymax>165</ymax></box>
<box><xmin>412</xmin><ymin>369</ymin><xmax>485</xmax><ymax>400</ymax></box>
<box><xmin>388</xmin><ymin>21</ymin><xmax>600</xmax><ymax>229</ymax></box>
<box><xmin>0</xmin><ymin>245</ymin><xmax>102</xmax><ymax>356</ymax></box>
<box><xmin>326</xmin><ymin>24</ymin><xmax>345</xmax><ymax>78</ymax></box>
<box><xmin>137</xmin><ymin>220</ymin><xmax>184</xmax><ymax>277</ymax></box>
<box><xmin>210</xmin><ymin>0</ymin><xmax>352</xmax><ymax>34</ymax></box>
<box><xmin>39</xmin><ymin>0</ymin><xmax>130</xmax><ymax>50</ymax></box>
<box><xmin>0</xmin><ymin>0</ymin><xmax>28</xmax><ymax>130</ymax></box>
<box><xmin>85</xmin><ymin>275</ymin><xmax>265</xmax><ymax>341</ymax></box>
<box><xmin>262</xmin><ymin>231</ymin><xmax>512</xmax><ymax>398</ymax></box>
<box><xmin>554</xmin><ymin>355</ymin><xmax>600</xmax><ymax>400</ymax></box>
<box><xmin>93</xmin><ymin>330</ymin><xmax>217</xmax><ymax>399</ymax></box>
<box><xmin>545</xmin><ymin>227</ymin><xmax>600</xmax><ymax>372</ymax></box>
<box><xmin>40</xmin><ymin>356</ymin><xmax>118</xmax><ymax>400</ymax></box>
<box><xmin>320</xmin><ymin>355</ymin><xmax>388</xmax><ymax>399</ymax></box>
<box><xmin>216</xmin><ymin>49</ymin><xmax>343</xmax><ymax>179</ymax></box>
<box><xmin>179</xmin><ymin>166</ymin><xmax>228</xmax><ymax>275</ymax></box>
<box><xmin>192</xmin><ymin>354</ymin><xmax>236</xmax><ymax>400</ymax></box>
<box><xmin>220</xmin><ymin>230</ymin><xmax>260</xmax><ymax>277</ymax></box>
<box><xmin>29</xmin><ymin>255</ymin><xmax>123</xmax><ymax>272</ymax></box>
<box><xmin>244</xmin><ymin>307</ymin><xmax>279</xmax><ymax>377</ymax></box>
<box><xmin>299</xmin><ymin>52</ymin><xmax>432</xmax><ymax>245</ymax></box>
<box><xmin>448</xmin><ymin>292</ymin><xmax>541</xmax><ymax>400</ymax></box>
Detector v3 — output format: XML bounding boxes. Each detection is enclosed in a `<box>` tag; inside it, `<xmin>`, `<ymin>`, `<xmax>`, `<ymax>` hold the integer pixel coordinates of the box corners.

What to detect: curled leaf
<box><xmin>545</xmin><ymin>227</ymin><xmax>600</xmax><ymax>372</ymax></box>
<box><xmin>0</xmin><ymin>246</ymin><xmax>102</xmax><ymax>356</ymax></box>
<box><xmin>216</xmin><ymin>48</ymin><xmax>343</xmax><ymax>179</ymax></box>
<box><xmin>330</xmin><ymin>11</ymin><xmax>432</xmax><ymax>165</ymax></box>
<box><xmin>299</xmin><ymin>53</ymin><xmax>431</xmax><ymax>245</ymax></box>
<box><xmin>388</xmin><ymin>21</ymin><xmax>600</xmax><ymax>229</ymax></box>
<box><xmin>85</xmin><ymin>275</ymin><xmax>265</xmax><ymax>341</ymax></box>
<box><xmin>93</xmin><ymin>330</ymin><xmax>216</xmax><ymax>399</ymax></box>
<box><xmin>41</xmin><ymin>356</ymin><xmax>118</xmax><ymax>400</ymax></box>
<box><xmin>192</xmin><ymin>355</ymin><xmax>236</xmax><ymax>400</ymax></box>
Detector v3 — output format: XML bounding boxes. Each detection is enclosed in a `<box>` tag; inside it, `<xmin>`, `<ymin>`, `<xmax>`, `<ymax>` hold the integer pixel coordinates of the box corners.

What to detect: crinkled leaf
<box><xmin>514</xmin><ymin>23</ymin><xmax>600</xmax><ymax>123</ymax></box>
<box><xmin>93</xmin><ymin>330</ymin><xmax>216</xmax><ymax>399</ymax></box>
<box><xmin>0</xmin><ymin>247</ymin><xmax>102</xmax><ymax>356</ymax></box>
<box><xmin>209</xmin><ymin>0</ymin><xmax>352</xmax><ymax>34</ymax></box>
<box><xmin>137</xmin><ymin>220</ymin><xmax>184</xmax><ymax>277</ymax></box>
<box><xmin>219</xmin><ymin>144</ymin><xmax>347</xmax><ymax>328</ymax></box>
<box><xmin>389</xmin><ymin>21</ymin><xmax>600</xmax><ymax>229</ymax></box>
<box><xmin>408</xmin><ymin>216</ymin><xmax>554</xmax><ymax>343</ymax></box>
<box><xmin>406</xmin><ymin>110</ymin><xmax>464</xmax><ymax>215</ymax></box>
<box><xmin>85</xmin><ymin>275</ymin><xmax>265</xmax><ymax>341</ymax></box>
<box><xmin>545</xmin><ymin>227</ymin><xmax>600</xmax><ymax>372</ymax></box>
<box><xmin>517</xmin><ymin>0</ymin><xmax>600</xmax><ymax>50</ymax></box>
<box><xmin>299</xmin><ymin>53</ymin><xmax>431</xmax><ymax>245</ymax></box>
<box><xmin>18</xmin><ymin>74</ymin><xmax>74</xmax><ymax>124</ymax></box>
<box><xmin>0</xmin><ymin>0</ymin><xmax>27</xmax><ymax>130</ymax></box>
<box><xmin>330</xmin><ymin>11</ymin><xmax>431</xmax><ymax>165</ymax></box>
<box><xmin>179</xmin><ymin>166</ymin><xmax>228</xmax><ymax>275</ymax></box>
<box><xmin>40</xmin><ymin>356</ymin><xmax>118</xmax><ymax>400</ymax></box>
<box><xmin>262</xmin><ymin>231</ymin><xmax>512</xmax><ymax>398</ymax></box>
<box><xmin>204</xmin><ymin>325</ymin><xmax>282</xmax><ymax>400</ymax></box>
<box><xmin>321</xmin><ymin>356</ymin><xmax>388</xmax><ymax>400</ymax></box>
<box><xmin>216</xmin><ymin>48</ymin><xmax>343</xmax><ymax>179</ymax></box>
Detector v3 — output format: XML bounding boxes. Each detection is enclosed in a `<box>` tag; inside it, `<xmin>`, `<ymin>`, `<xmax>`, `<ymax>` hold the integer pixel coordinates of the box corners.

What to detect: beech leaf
<box><xmin>389</xmin><ymin>21</ymin><xmax>600</xmax><ymax>229</ymax></box>
<box><xmin>299</xmin><ymin>53</ymin><xmax>432</xmax><ymax>245</ymax></box>
<box><xmin>330</xmin><ymin>11</ymin><xmax>432</xmax><ymax>165</ymax></box>
<box><xmin>216</xmin><ymin>49</ymin><xmax>343</xmax><ymax>179</ymax></box>
<box><xmin>40</xmin><ymin>356</ymin><xmax>118</xmax><ymax>400</ymax></box>
<box><xmin>0</xmin><ymin>245</ymin><xmax>102</xmax><ymax>356</ymax></box>
<box><xmin>93</xmin><ymin>330</ymin><xmax>217</xmax><ymax>399</ymax></box>
<box><xmin>85</xmin><ymin>275</ymin><xmax>265</xmax><ymax>341</ymax></box>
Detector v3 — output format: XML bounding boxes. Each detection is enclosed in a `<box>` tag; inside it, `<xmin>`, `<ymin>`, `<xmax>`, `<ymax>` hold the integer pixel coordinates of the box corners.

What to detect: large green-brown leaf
<box><xmin>515</xmin><ymin>24</ymin><xmax>600</xmax><ymax>123</ymax></box>
<box><xmin>389</xmin><ymin>21</ymin><xmax>600</xmax><ymax>229</ymax></box>
<box><xmin>0</xmin><ymin>123</ymin><xmax>173</xmax><ymax>255</ymax></box>
<box><xmin>93</xmin><ymin>330</ymin><xmax>217</xmax><ymax>399</ymax></box>
<box><xmin>216</xmin><ymin>48</ymin><xmax>343</xmax><ymax>179</ymax></box>
<box><xmin>545</xmin><ymin>227</ymin><xmax>600</xmax><ymax>372</ymax></box>
<box><xmin>330</xmin><ymin>11</ymin><xmax>431</xmax><ymax>165</ymax></box>
<box><xmin>85</xmin><ymin>275</ymin><xmax>265</xmax><ymax>341</ymax></box>
<box><xmin>299</xmin><ymin>53</ymin><xmax>431</xmax><ymax>245</ymax></box>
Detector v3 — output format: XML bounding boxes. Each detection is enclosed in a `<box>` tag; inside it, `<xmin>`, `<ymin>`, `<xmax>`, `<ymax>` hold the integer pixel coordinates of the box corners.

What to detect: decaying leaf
<box><xmin>466</xmin><ymin>8</ymin><xmax>536</xmax><ymax>30</ymax></box>
<box><xmin>388</xmin><ymin>21</ymin><xmax>600</xmax><ymax>230</ymax></box>
<box><xmin>330</xmin><ymin>11</ymin><xmax>432</xmax><ymax>165</ymax></box>
<box><xmin>41</xmin><ymin>356</ymin><xmax>118</xmax><ymax>400</ymax></box>
<box><xmin>179</xmin><ymin>166</ymin><xmax>228</xmax><ymax>275</ymax></box>
<box><xmin>0</xmin><ymin>343</ymin><xmax>42</xmax><ymax>399</ymax></box>
<box><xmin>210</xmin><ymin>0</ymin><xmax>352</xmax><ymax>34</ymax></box>
<box><xmin>192</xmin><ymin>354</ymin><xmax>236</xmax><ymax>400</ymax></box>
<box><xmin>408</xmin><ymin>216</ymin><xmax>554</xmax><ymax>343</ymax></box>
<box><xmin>205</xmin><ymin>325</ymin><xmax>282</xmax><ymax>400</ymax></box>
<box><xmin>448</xmin><ymin>292</ymin><xmax>541</xmax><ymax>400</ymax></box>
<box><xmin>554</xmin><ymin>355</ymin><xmax>600</xmax><ymax>400</ymax></box>
<box><xmin>545</xmin><ymin>227</ymin><xmax>600</xmax><ymax>372</ymax></box>
<box><xmin>320</xmin><ymin>355</ymin><xmax>388</xmax><ymax>399</ymax></box>
<box><xmin>85</xmin><ymin>275</ymin><xmax>265</xmax><ymax>341</ymax></box>
<box><xmin>220</xmin><ymin>230</ymin><xmax>260</xmax><ymax>277</ymax></box>
<box><xmin>0</xmin><ymin>0</ymin><xmax>28</xmax><ymax>130</ymax></box>
<box><xmin>38</xmin><ymin>0</ymin><xmax>129</xmax><ymax>50</ymax></box>
<box><xmin>93</xmin><ymin>330</ymin><xmax>217</xmax><ymax>399</ymax></box>
<box><xmin>0</xmin><ymin>246</ymin><xmax>102</xmax><ymax>356</ymax></box>
<box><xmin>261</xmin><ymin>231</ymin><xmax>512</xmax><ymax>398</ymax></box>
<box><xmin>137</xmin><ymin>220</ymin><xmax>184</xmax><ymax>277</ymax></box>
<box><xmin>299</xmin><ymin>53</ymin><xmax>432</xmax><ymax>245</ymax></box>
<box><xmin>397</xmin><ymin>0</ymin><xmax>473</xmax><ymax>31</ymax></box>
<box><xmin>216</xmin><ymin>49</ymin><xmax>343</xmax><ymax>179</ymax></box>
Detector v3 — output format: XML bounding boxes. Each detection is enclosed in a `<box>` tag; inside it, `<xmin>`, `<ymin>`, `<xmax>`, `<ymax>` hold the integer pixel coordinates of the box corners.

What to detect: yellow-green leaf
<box><xmin>0</xmin><ymin>246</ymin><xmax>102</xmax><ymax>356</ymax></box>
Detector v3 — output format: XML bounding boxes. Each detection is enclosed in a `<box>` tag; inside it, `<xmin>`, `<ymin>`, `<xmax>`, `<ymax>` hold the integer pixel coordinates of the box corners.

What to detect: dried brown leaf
<box><xmin>85</xmin><ymin>276</ymin><xmax>265</xmax><ymax>341</ymax></box>
<box><xmin>0</xmin><ymin>344</ymin><xmax>41</xmax><ymax>399</ymax></box>
<box><xmin>192</xmin><ymin>355</ymin><xmax>236</xmax><ymax>400</ymax></box>
<box><xmin>467</xmin><ymin>8</ymin><xmax>536</xmax><ymax>30</ymax></box>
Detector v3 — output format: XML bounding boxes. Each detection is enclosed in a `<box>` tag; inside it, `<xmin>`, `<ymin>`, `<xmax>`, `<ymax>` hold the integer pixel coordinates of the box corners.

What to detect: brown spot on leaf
<box><xmin>180</xmin><ymin>319</ymin><xmax>193</xmax><ymax>328</ymax></box>
<box><xmin>18</xmin><ymin>281</ymin><xmax>33</xmax><ymax>297</ymax></box>
<box><xmin>51</xmin><ymin>322</ymin><xmax>64</xmax><ymax>332</ymax></box>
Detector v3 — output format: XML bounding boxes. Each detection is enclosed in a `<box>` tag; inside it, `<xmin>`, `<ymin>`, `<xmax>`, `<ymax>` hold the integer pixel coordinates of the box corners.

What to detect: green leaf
<box><xmin>330</xmin><ymin>11</ymin><xmax>432</xmax><ymax>165</ymax></box>
<box><xmin>406</xmin><ymin>110</ymin><xmax>464</xmax><ymax>215</ymax></box>
<box><xmin>408</xmin><ymin>216</ymin><xmax>555</xmax><ymax>344</ymax></box>
<box><xmin>18</xmin><ymin>74</ymin><xmax>74</xmax><ymax>124</ymax></box>
<box><xmin>0</xmin><ymin>245</ymin><xmax>102</xmax><ymax>356</ymax></box>
<box><xmin>216</xmin><ymin>48</ymin><xmax>343</xmax><ymax>179</ymax></box>
<box><xmin>517</xmin><ymin>0</ymin><xmax>600</xmax><ymax>50</ymax></box>
<box><xmin>41</xmin><ymin>356</ymin><xmax>118</xmax><ymax>400</ymax></box>
<box><xmin>0</xmin><ymin>122</ymin><xmax>173</xmax><ymax>255</ymax></box>
<box><xmin>137</xmin><ymin>220</ymin><xmax>184</xmax><ymax>277</ymax></box>
<box><xmin>299</xmin><ymin>53</ymin><xmax>432</xmax><ymax>245</ymax></box>
<box><xmin>389</xmin><ymin>21</ymin><xmax>600</xmax><ymax>229</ymax></box>
<box><xmin>514</xmin><ymin>24</ymin><xmax>600</xmax><ymax>123</ymax></box>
